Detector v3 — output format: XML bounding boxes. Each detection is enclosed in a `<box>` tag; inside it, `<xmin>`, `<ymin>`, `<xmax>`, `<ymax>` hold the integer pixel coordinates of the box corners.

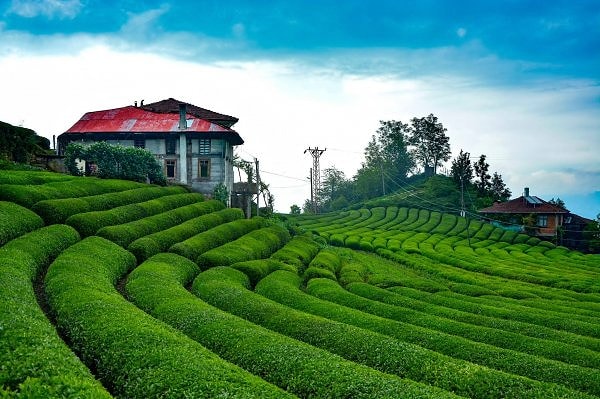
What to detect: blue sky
<box><xmin>1</xmin><ymin>0</ymin><xmax>599</xmax><ymax>216</ymax></box>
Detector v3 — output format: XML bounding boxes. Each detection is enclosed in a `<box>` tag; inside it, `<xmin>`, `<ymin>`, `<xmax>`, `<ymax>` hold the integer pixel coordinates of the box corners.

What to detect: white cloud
<box><xmin>7</xmin><ymin>0</ymin><xmax>82</xmax><ymax>19</ymax></box>
<box><xmin>120</xmin><ymin>5</ymin><xmax>170</xmax><ymax>38</ymax></box>
<box><xmin>456</xmin><ymin>27</ymin><xmax>467</xmax><ymax>38</ymax></box>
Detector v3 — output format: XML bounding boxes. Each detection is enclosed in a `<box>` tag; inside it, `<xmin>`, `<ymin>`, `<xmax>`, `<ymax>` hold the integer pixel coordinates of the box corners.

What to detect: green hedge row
<box><xmin>307</xmin><ymin>278</ymin><xmax>600</xmax><ymax>378</ymax></box>
<box><xmin>0</xmin><ymin>177</ymin><xmax>145</xmax><ymax>208</ymax></box>
<box><xmin>194</xmin><ymin>268</ymin><xmax>593</xmax><ymax>399</ymax></box>
<box><xmin>44</xmin><ymin>236</ymin><xmax>288</xmax><ymax>398</ymax></box>
<box><xmin>0</xmin><ymin>225</ymin><xmax>111</xmax><ymax>397</ymax></box>
<box><xmin>196</xmin><ymin>224</ymin><xmax>291</xmax><ymax>269</ymax></box>
<box><xmin>302</xmin><ymin>247</ymin><xmax>342</xmax><ymax>284</ymax></box>
<box><xmin>126</xmin><ymin>254</ymin><xmax>459</xmax><ymax>399</ymax></box>
<box><xmin>97</xmin><ymin>199</ymin><xmax>224</xmax><ymax>248</ymax></box>
<box><xmin>388</xmin><ymin>285</ymin><xmax>600</xmax><ymax>354</ymax></box>
<box><xmin>128</xmin><ymin>207</ymin><xmax>244</xmax><ymax>262</ymax></box>
<box><xmin>32</xmin><ymin>185</ymin><xmax>188</xmax><ymax>225</ymax></box>
<box><xmin>0</xmin><ymin>201</ymin><xmax>44</xmax><ymax>246</ymax></box>
<box><xmin>230</xmin><ymin>259</ymin><xmax>296</xmax><ymax>287</ymax></box>
<box><xmin>347</xmin><ymin>282</ymin><xmax>600</xmax><ymax>369</ymax></box>
<box><xmin>65</xmin><ymin>192</ymin><xmax>203</xmax><ymax>237</ymax></box>
<box><xmin>0</xmin><ymin>170</ymin><xmax>76</xmax><ymax>185</ymax></box>
<box><xmin>270</xmin><ymin>234</ymin><xmax>321</xmax><ymax>271</ymax></box>
<box><xmin>169</xmin><ymin>217</ymin><xmax>266</xmax><ymax>262</ymax></box>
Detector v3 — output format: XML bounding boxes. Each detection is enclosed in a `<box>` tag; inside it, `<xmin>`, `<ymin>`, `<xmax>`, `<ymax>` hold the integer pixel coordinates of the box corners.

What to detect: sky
<box><xmin>0</xmin><ymin>0</ymin><xmax>599</xmax><ymax>217</ymax></box>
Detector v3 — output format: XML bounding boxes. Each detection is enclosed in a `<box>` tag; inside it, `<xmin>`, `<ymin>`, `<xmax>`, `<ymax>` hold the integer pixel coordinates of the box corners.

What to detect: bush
<box><xmin>0</xmin><ymin>201</ymin><xmax>44</xmax><ymax>246</ymax></box>
<box><xmin>169</xmin><ymin>217</ymin><xmax>266</xmax><ymax>262</ymax></box>
<box><xmin>128</xmin><ymin>207</ymin><xmax>244</xmax><ymax>262</ymax></box>
<box><xmin>32</xmin><ymin>185</ymin><xmax>188</xmax><ymax>224</ymax></box>
<box><xmin>0</xmin><ymin>177</ymin><xmax>145</xmax><ymax>208</ymax></box>
<box><xmin>45</xmin><ymin>237</ymin><xmax>288</xmax><ymax>398</ymax></box>
<box><xmin>194</xmin><ymin>268</ymin><xmax>591</xmax><ymax>399</ymax></box>
<box><xmin>270</xmin><ymin>234</ymin><xmax>321</xmax><ymax>271</ymax></box>
<box><xmin>126</xmin><ymin>256</ymin><xmax>457</xmax><ymax>399</ymax></box>
<box><xmin>196</xmin><ymin>224</ymin><xmax>291</xmax><ymax>270</ymax></box>
<box><xmin>97</xmin><ymin>199</ymin><xmax>224</xmax><ymax>247</ymax></box>
<box><xmin>0</xmin><ymin>170</ymin><xmax>75</xmax><ymax>185</ymax></box>
<box><xmin>0</xmin><ymin>225</ymin><xmax>110</xmax><ymax>397</ymax></box>
<box><xmin>66</xmin><ymin>192</ymin><xmax>203</xmax><ymax>236</ymax></box>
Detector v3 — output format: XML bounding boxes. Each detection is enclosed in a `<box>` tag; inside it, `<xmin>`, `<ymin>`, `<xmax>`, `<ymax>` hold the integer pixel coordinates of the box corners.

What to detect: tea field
<box><xmin>1</xmin><ymin>170</ymin><xmax>599</xmax><ymax>398</ymax></box>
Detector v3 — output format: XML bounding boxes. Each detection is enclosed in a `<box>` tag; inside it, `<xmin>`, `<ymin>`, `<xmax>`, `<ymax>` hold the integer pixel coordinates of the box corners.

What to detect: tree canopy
<box><xmin>408</xmin><ymin>114</ymin><xmax>451</xmax><ymax>175</ymax></box>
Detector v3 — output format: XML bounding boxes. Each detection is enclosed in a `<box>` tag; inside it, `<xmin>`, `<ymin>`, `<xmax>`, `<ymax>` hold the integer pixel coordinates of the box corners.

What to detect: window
<box><xmin>199</xmin><ymin>159</ymin><xmax>210</xmax><ymax>179</ymax></box>
<box><xmin>199</xmin><ymin>139</ymin><xmax>211</xmax><ymax>154</ymax></box>
<box><xmin>134</xmin><ymin>137</ymin><xmax>145</xmax><ymax>148</ymax></box>
<box><xmin>537</xmin><ymin>215</ymin><xmax>548</xmax><ymax>227</ymax></box>
<box><xmin>166</xmin><ymin>138</ymin><xmax>177</xmax><ymax>155</ymax></box>
<box><xmin>166</xmin><ymin>160</ymin><xmax>176</xmax><ymax>179</ymax></box>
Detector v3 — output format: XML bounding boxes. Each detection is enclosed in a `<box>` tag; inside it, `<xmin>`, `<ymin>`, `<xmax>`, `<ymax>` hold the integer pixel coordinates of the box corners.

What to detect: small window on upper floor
<box><xmin>134</xmin><ymin>137</ymin><xmax>145</xmax><ymax>148</ymax></box>
<box><xmin>537</xmin><ymin>215</ymin><xmax>548</xmax><ymax>227</ymax></box>
<box><xmin>199</xmin><ymin>139</ymin><xmax>211</xmax><ymax>154</ymax></box>
<box><xmin>166</xmin><ymin>138</ymin><xmax>177</xmax><ymax>155</ymax></box>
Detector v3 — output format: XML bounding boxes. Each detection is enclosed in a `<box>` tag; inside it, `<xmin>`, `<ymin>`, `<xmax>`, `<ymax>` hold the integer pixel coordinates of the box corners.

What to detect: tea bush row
<box><xmin>97</xmin><ymin>199</ymin><xmax>224</xmax><ymax>248</ymax></box>
<box><xmin>0</xmin><ymin>225</ymin><xmax>110</xmax><ymax>397</ymax></box>
<box><xmin>0</xmin><ymin>177</ymin><xmax>145</xmax><ymax>208</ymax></box>
<box><xmin>0</xmin><ymin>170</ymin><xmax>76</xmax><ymax>185</ymax></box>
<box><xmin>44</xmin><ymin>236</ymin><xmax>289</xmax><ymax>398</ymax></box>
<box><xmin>169</xmin><ymin>216</ymin><xmax>265</xmax><ymax>262</ymax></box>
<box><xmin>347</xmin><ymin>281</ymin><xmax>600</xmax><ymax>368</ymax></box>
<box><xmin>195</xmin><ymin>268</ymin><xmax>592</xmax><ymax>399</ymax></box>
<box><xmin>270</xmin><ymin>233</ymin><xmax>322</xmax><ymax>272</ymax></box>
<box><xmin>308</xmin><ymin>277</ymin><xmax>600</xmax><ymax>372</ymax></box>
<box><xmin>126</xmin><ymin>254</ymin><xmax>456</xmax><ymax>399</ymax></box>
<box><xmin>32</xmin><ymin>185</ymin><xmax>188</xmax><ymax>224</ymax></box>
<box><xmin>128</xmin><ymin>207</ymin><xmax>244</xmax><ymax>262</ymax></box>
<box><xmin>196</xmin><ymin>224</ymin><xmax>291</xmax><ymax>269</ymax></box>
<box><xmin>65</xmin><ymin>192</ymin><xmax>203</xmax><ymax>236</ymax></box>
<box><xmin>0</xmin><ymin>201</ymin><xmax>44</xmax><ymax>246</ymax></box>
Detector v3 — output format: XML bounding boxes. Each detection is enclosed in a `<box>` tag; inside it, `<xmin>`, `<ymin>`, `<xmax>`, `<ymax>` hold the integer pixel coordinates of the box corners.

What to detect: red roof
<box><xmin>479</xmin><ymin>196</ymin><xmax>568</xmax><ymax>214</ymax></box>
<box><xmin>66</xmin><ymin>105</ymin><xmax>232</xmax><ymax>134</ymax></box>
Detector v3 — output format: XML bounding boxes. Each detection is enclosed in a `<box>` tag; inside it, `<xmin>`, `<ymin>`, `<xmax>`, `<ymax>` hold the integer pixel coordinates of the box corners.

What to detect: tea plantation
<box><xmin>1</xmin><ymin>170</ymin><xmax>599</xmax><ymax>398</ymax></box>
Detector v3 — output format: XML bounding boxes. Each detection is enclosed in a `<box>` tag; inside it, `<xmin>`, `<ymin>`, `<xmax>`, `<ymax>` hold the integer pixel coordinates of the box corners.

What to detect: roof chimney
<box><xmin>524</xmin><ymin>187</ymin><xmax>530</xmax><ymax>197</ymax></box>
<box><xmin>178</xmin><ymin>103</ymin><xmax>187</xmax><ymax>130</ymax></box>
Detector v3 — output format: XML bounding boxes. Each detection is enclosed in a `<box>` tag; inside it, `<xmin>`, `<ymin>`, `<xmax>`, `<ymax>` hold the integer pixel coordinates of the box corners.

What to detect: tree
<box><xmin>289</xmin><ymin>204</ymin><xmax>301</xmax><ymax>215</ymax></box>
<box><xmin>473</xmin><ymin>154</ymin><xmax>491</xmax><ymax>194</ymax></box>
<box><xmin>213</xmin><ymin>183</ymin><xmax>229</xmax><ymax>205</ymax></box>
<box><xmin>549</xmin><ymin>197</ymin><xmax>566</xmax><ymax>209</ymax></box>
<box><xmin>0</xmin><ymin>120</ymin><xmax>51</xmax><ymax>163</ymax></box>
<box><xmin>408</xmin><ymin>114</ymin><xmax>451</xmax><ymax>175</ymax></box>
<box><xmin>490</xmin><ymin>172</ymin><xmax>511</xmax><ymax>201</ymax></box>
<box><xmin>319</xmin><ymin>167</ymin><xmax>348</xmax><ymax>210</ymax></box>
<box><xmin>356</xmin><ymin>120</ymin><xmax>414</xmax><ymax>199</ymax></box>
<box><xmin>450</xmin><ymin>149</ymin><xmax>473</xmax><ymax>184</ymax></box>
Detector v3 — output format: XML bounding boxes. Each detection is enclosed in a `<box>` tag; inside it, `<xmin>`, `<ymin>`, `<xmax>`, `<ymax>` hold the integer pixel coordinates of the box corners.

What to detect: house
<box><xmin>478</xmin><ymin>187</ymin><xmax>569</xmax><ymax>238</ymax></box>
<box><xmin>57</xmin><ymin>98</ymin><xmax>243</xmax><ymax>200</ymax></box>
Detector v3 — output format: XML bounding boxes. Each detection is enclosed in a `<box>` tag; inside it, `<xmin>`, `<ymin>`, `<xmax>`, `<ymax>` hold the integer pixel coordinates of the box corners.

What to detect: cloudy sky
<box><xmin>0</xmin><ymin>0</ymin><xmax>599</xmax><ymax>217</ymax></box>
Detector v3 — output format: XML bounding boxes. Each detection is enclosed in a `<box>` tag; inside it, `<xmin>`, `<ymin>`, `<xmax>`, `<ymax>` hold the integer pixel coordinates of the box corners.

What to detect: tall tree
<box><xmin>490</xmin><ymin>172</ymin><xmax>511</xmax><ymax>201</ymax></box>
<box><xmin>318</xmin><ymin>166</ymin><xmax>348</xmax><ymax>210</ymax></box>
<box><xmin>450</xmin><ymin>149</ymin><xmax>473</xmax><ymax>184</ymax></box>
<box><xmin>358</xmin><ymin>120</ymin><xmax>414</xmax><ymax>197</ymax></box>
<box><xmin>473</xmin><ymin>154</ymin><xmax>491</xmax><ymax>194</ymax></box>
<box><xmin>408</xmin><ymin>114</ymin><xmax>451</xmax><ymax>175</ymax></box>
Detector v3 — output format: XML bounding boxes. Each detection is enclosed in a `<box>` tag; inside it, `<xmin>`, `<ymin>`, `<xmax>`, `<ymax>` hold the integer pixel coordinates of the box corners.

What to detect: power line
<box><xmin>261</xmin><ymin>170</ymin><xmax>307</xmax><ymax>182</ymax></box>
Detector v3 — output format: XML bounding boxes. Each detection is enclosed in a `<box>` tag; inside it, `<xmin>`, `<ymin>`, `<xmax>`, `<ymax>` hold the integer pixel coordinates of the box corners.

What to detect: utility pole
<box><xmin>304</xmin><ymin>147</ymin><xmax>326</xmax><ymax>214</ymax></box>
<box><xmin>255</xmin><ymin>158</ymin><xmax>260</xmax><ymax>217</ymax></box>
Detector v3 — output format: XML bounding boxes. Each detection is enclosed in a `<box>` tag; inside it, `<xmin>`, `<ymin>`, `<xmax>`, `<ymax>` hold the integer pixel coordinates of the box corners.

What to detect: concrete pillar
<box><xmin>179</xmin><ymin>133</ymin><xmax>187</xmax><ymax>184</ymax></box>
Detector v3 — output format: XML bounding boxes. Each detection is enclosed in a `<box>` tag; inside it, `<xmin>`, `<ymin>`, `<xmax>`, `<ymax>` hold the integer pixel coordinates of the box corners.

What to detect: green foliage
<box><xmin>45</xmin><ymin>237</ymin><xmax>287</xmax><ymax>398</ymax></box>
<box><xmin>0</xmin><ymin>225</ymin><xmax>110</xmax><ymax>397</ymax></box>
<box><xmin>212</xmin><ymin>182</ymin><xmax>229</xmax><ymax>204</ymax></box>
<box><xmin>128</xmin><ymin>207</ymin><xmax>244</xmax><ymax>262</ymax></box>
<box><xmin>0</xmin><ymin>170</ymin><xmax>75</xmax><ymax>185</ymax></box>
<box><xmin>196</xmin><ymin>224</ymin><xmax>291</xmax><ymax>270</ymax></box>
<box><xmin>97</xmin><ymin>199</ymin><xmax>224</xmax><ymax>248</ymax></box>
<box><xmin>0</xmin><ymin>201</ymin><xmax>44</xmax><ymax>246</ymax></box>
<box><xmin>64</xmin><ymin>141</ymin><xmax>166</xmax><ymax>185</ymax></box>
<box><xmin>0</xmin><ymin>121</ymin><xmax>50</xmax><ymax>163</ymax></box>
<box><xmin>408</xmin><ymin>114</ymin><xmax>450</xmax><ymax>174</ymax></box>
<box><xmin>66</xmin><ymin>192</ymin><xmax>203</xmax><ymax>236</ymax></box>
<box><xmin>0</xmin><ymin>176</ymin><xmax>145</xmax><ymax>208</ymax></box>
<box><xmin>32</xmin><ymin>185</ymin><xmax>188</xmax><ymax>225</ymax></box>
<box><xmin>127</xmin><ymin>256</ymin><xmax>454</xmax><ymax>399</ymax></box>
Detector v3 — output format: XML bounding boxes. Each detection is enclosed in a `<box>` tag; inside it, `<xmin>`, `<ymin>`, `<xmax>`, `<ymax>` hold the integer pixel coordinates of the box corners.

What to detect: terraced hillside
<box><xmin>1</xmin><ymin>170</ymin><xmax>599</xmax><ymax>398</ymax></box>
